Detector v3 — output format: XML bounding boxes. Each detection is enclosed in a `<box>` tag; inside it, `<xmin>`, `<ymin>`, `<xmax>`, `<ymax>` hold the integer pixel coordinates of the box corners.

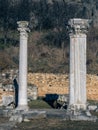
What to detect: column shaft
<box><xmin>69</xmin><ymin>34</ymin><xmax>86</xmax><ymax>110</ymax></box>
<box><xmin>17</xmin><ymin>21</ymin><xmax>29</xmax><ymax>111</ymax></box>
<box><xmin>68</xmin><ymin>18</ymin><xmax>89</xmax><ymax>111</ymax></box>
<box><xmin>18</xmin><ymin>33</ymin><xmax>28</xmax><ymax>106</ymax></box>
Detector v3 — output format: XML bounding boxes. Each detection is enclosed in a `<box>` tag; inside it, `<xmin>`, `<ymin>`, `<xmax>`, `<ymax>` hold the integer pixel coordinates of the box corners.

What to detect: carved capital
<box><xmin>17</xmin><ymin>21</ymin><xmax>30</xmax><ymax>37</ymax></box>
<box><xmin>68</xmin><ymin>18</ymin><xmax>90</xmax><ymax>35</ymax></box>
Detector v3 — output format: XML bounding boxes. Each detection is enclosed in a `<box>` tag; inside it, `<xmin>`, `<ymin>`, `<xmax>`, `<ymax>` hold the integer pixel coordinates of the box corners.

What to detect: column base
<box><xmin>67</xmin><ymin>103</ymin><xmax>93</xmax><ymax>117</ymax></box>
<box><xmin>66</xmin><ymin>107</ymin><xmax>97</xmax><ymax>121</ymax></box>
<box><xmin>16</xmin><ymin>105</ymin><xmax>29</xmax><ymax>111</ymax></box>
<box><xmin>68</xmin><ymin>104</ymin><xmax>87</xmax><ymax>111</ymax></box>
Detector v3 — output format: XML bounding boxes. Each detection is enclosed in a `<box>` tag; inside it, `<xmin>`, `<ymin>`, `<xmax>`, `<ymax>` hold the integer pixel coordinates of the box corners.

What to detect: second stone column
<box><xmin>68</xmin><ymin>18</ymin><xmax>89</xmax><ymax>111</ymax></box>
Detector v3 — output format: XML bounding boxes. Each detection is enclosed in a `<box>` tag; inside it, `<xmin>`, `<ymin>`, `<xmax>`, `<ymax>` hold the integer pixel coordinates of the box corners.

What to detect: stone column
<box><xmin>17</xmin><ymin>21</ymin><xmax>30</xmax><ymax>110</ymax></box>
<box><xmin>68</xmin><ymin>18</ymin><xmax>89</xmax><ymax>111</ymax></box>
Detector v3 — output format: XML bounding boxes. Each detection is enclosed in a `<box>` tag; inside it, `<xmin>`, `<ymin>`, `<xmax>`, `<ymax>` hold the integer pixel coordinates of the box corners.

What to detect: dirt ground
<box><xmin>0</xmin><ymin>113</ymin><xmax>98</xmax><ymax>130</ymax></box>
<box><xmin>13</xmin><ymin>118</ymin><xmax>98</xmax><ymax>130</ymax></box>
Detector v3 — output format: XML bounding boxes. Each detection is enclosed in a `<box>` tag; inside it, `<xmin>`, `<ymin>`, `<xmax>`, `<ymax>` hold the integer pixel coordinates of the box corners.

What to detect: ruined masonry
<box><xmin>27</xmin><ymin>73</ymin><xmax>98</xmax><ymax>101</ymax></box>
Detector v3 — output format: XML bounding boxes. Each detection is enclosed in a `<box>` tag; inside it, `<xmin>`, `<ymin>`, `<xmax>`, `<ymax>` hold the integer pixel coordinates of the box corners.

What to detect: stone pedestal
<box><xmin>17</xmin><ymin>21</ymin><xmax>30</xmax><ymax>111</ymax></box>
<box><xmin>68</xmin><ymin>18</ymin><xmax>89</xmax><ymax>111</ymax></box>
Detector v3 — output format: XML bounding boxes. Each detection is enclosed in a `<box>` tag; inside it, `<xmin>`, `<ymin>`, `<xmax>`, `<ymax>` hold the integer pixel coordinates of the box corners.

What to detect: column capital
<box><xmin>17</xmin><ymin>21</ymin><xmax>30</xmax><ymax>36</ymax></box>
<box><xmin>68</xmin><ymin>18</ymin><xmax>90</xmax><ymax>35</ymax></box>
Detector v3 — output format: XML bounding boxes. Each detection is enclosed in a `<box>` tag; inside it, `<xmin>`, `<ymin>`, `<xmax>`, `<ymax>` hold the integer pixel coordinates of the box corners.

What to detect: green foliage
<box><xmin>38</xmin><ymin>30</ymin><xmax>69</xmax><ymax>48</ymax></box>
<box><xmin>0</xmin><ymin>0</ymin><xmax>97</xmax><ymax>73</ymax></box>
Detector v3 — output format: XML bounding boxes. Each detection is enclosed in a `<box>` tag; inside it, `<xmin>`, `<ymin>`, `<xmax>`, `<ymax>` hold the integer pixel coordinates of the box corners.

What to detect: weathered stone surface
<box><xmin>28</xmin><ymin>73</ymin><xmax>69</xmax><ymax>97</ymax></box>
<box><xmin>68</xmin><ymin>18</ymin><xmax>90</xmax><ymax>110</ymax></box>
<box><xmin>17</xmin><ymin>21</ymin><xmax>30</xmax><ymax>110</ymax></box>
<box><xmin>69</xmin><ymin>115</ymin><xmax>97</xmax><ymax>122</ymax></box>
<box><xmin>46</xmin><ymin>110</ymin><xmax>66</xmax><ymax>119</ymax></box>
<box><xmin>23</xmin><ymin>118</ymin><xmax>30</xmax><ymax>122</ymax></box>
<box><xmin>85</xmin><ymin>110</ymin><xmax>92</xmax><ymax>117</ymax></box>
<box><xmin>3</xmin><ymin>109</ymin><xmax>13</xmax><ymax>117</ymax></box>
<box><xmin>23</xmin><ymin>110</ymin><xmax>46</xmax><ymax>119</ymax></box>
<box><xmin>88</xmin><ymin>105</ymin><xmax>97</xmax><ymax>111</ymax></box>
<box><xmin>9</xmin><ymin>110</ymin><xmax>46</xmax><ymax>123</ymax></box>
<box><xmin>0</xmin><ymin>90</ymin><xmax>13</xmax><ymax>106</ymax></box>
<box><xmin>9</xmin><ymin>115</ymin><xmax>23</xmax><ymax>123</ymax></box>
<box><xmin>0</xmin><ymin>122</ymin><xmax>16</xmax><ymax>130</ymax></box>
<box><xmin>2</xmin><ymin>96</ymin><xmax>14</xmax><ymax>106</ymax></box>
<box><xmin>3</xmin><ymin>84</ymin><xmax>13</xmax><ymax>92</ymax></box>
<box><xmin>28</xmin><ymin>85</ymin><xmax>38</xmax><ymax>100</ymax></box>
<box><xmin>57</xmin><ymin>94</ymin><xmax>68</xmax><ymax>102</ymax></box>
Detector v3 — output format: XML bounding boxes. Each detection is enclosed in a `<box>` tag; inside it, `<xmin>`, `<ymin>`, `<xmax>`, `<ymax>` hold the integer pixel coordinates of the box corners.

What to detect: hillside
<box><xmin>0</xmin><ymin>0</ymin><xmax>98</xmax><ymax>74</ymax></box>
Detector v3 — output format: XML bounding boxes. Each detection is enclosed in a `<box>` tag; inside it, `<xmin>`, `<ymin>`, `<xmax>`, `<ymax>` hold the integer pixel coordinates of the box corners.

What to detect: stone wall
<box><xmin>0</xmin><ymin>89</ymin><xmax>14</xmax><ymax>105</ymax></box>
<box><xmin>86</xmin><ymin>74</ymin><xmax>98</xmax><ymax>101</ymax></box>
<box><xmin>28</xmin><ymin>73</ymin><xmax>98</xmax><ymax>101</ymax></box>
<box><xmin>0</xmin><ymin>72</ymin><xmax>98</xmax><ymax>104</ymax></box>
<box><xmin>28</xmin><ymin>73</ymin><xmax>69</xmax><ymax>97</ymax></box>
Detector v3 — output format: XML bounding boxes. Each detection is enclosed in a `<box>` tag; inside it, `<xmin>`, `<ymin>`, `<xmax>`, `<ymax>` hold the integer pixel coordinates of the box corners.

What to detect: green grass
<box><xmin>87</xmin><ymin>100</ymin><xmax>98</xmax><ymax>105</ymax></box>
<box><xmin>14</xmin><ymin>99</ymin><xmax>98</xmax><ymax>130</ymax></box>
<box><xmin>28</xmin><ymin>99</ymin><xmax>52</xmax><ymax>109</ymax></box>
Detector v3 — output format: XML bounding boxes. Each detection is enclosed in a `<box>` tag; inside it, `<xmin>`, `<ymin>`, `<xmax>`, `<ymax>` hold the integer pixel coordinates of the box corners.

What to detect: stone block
<box><xmin>23</xmin><ymin>118</ymin><xmax>30</xmax><ymax>122</ymax></box>
<box><xmin>28</xmin><ymin>85</ymin><xmax>38</xmax><ymax>100</ymax></box>
<box><xmin>88</xmin><ymin>105</ymin><xmax>97</xmax><ymax>111</ymax></box>
<box><xmin>85</xmin><ymin>110</ymin><xmax>92</xmax><ymax>117</ymax></box>
<box><xmin>9</xmin><ymin>115</ymin><xmax>23</xmax><ymax>123</ymax></box>
<box><xmin>2</xmin><ymin>96</ymin><xmax>14</xmax><ymax>107</ymax></box>
<box><xmin>23</xmin><ymin>110</ymin><xmax>46</xmax><ymax>119</ymax></box>
<box><xmin>57</xmin><ymin>94</ymin><xmax>68</xmax><ymax>102</ymax></box>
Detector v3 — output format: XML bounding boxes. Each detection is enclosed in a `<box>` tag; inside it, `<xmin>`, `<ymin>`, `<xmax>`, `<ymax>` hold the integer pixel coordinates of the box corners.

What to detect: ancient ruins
<box><xmin>0</xmin><ymin>19</ymin><xmax>97</xmax><ymax>123</ymax></box>
<box><xmin>17</xmin><ymin>21</ymin><xmax>30</xmax><ymax>111</ymax></box>
<box><xmin>17</xmin><ymin>19</ymin><xmax>90</xmax><ymax>113</ymax></box>
<box><xmin>68</xmin><ymin>18</ymin><xmax>89</xmax><ymax>111</ymax></box>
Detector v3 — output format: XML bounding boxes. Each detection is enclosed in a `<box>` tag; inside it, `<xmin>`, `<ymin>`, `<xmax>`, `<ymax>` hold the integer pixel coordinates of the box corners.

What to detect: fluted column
<box><xmin>68</xmin><ymin>18</ymin><xmax>89</xmax><ymax>111</ymax></box>
<box><xmin>17</xmin><ymin>21</ymin><xmax>30</xmax><ymax>111</ymax></box>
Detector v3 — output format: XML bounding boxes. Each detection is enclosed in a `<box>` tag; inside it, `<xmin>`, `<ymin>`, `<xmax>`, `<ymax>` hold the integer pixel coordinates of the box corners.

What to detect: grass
<box><xmin>28</xmin><ymin>99</ymin><xmax>98</xmax><ymax>110</ymax></box>
<box><xmin>12</xmin><ymin>99</ymin><xmax>98</xmax><ymax>130</ymax></box>
<box><xmin>28</xmin><ymin>99</ymin><xmax>52</xmax><ymax>109</ymax></box>
<box><xmin>87</xmin><ymin>100</ymin><xmax>98</xmax><ymax>105</ymax></box>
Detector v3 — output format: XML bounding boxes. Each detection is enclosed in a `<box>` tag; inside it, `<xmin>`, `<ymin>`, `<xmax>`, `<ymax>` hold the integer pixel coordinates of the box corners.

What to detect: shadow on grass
<box><xmin>43</xmin><ymin>94</ymin><xmax>60</xmax><ymax>109</ymax></box>
<box><xmin>43</xmin><ymin>94</ymin><xmax>67</xmax><ymax>109</ymax></box>
<box><xmin>29</xmin><ymin>94</ymin><xmax>68</xmax><ymax>109</ymax></box>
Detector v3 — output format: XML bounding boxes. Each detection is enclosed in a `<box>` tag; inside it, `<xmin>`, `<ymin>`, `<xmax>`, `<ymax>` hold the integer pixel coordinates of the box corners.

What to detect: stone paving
<box><xmin>0</xmin><ymin>109</ymin><xmax>97</xmax><ymax>130</ymax></box>
<box><xmin>0</xmin><ymin>108</ymin><xmax>97</xmax><ymax>130</ymax></box>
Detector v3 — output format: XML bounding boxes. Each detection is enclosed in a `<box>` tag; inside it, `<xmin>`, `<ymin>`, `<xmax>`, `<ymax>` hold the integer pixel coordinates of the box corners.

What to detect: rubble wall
<box><xmin>0</xmin><ymin>72</ymin><xmax>98</xmax><ymax>104</ymax></box>
<box><xmin>28</xmin><ymin>73</ymin><xmax>98</xmax><ymax>101</ymax></box>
